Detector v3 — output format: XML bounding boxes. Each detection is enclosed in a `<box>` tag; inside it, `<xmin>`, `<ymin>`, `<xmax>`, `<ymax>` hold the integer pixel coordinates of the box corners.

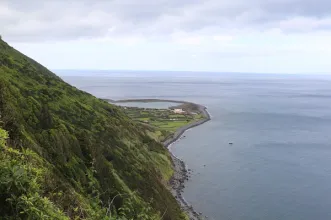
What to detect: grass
<box><xmin>121</xmin><ymin>107</ymin><xmax>205</xmax><ymax>142</ymax></box>
<box><xmin>0</xmin><ymin>38</ymin><xmax>188</xmax><ymax>220</ymax></box>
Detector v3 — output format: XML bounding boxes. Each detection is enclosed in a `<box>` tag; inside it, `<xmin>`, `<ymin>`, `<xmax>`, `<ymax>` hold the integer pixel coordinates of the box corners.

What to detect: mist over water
<box><xmin>59</xmin><ymin>71</ymin><xmax>331</xmax><ymax>220</ymax></box>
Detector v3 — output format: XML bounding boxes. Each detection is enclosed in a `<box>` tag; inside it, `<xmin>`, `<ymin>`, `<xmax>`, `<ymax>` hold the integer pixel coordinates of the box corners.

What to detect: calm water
<box><xmin>59</xmin><ymin>71</ymin><xmax>331</xmax><ymax>220</ymax></box>
<box><xmin>113</xmin><ymin>101</ymin><xmax>179</xmax><ymax>109</ymax></box>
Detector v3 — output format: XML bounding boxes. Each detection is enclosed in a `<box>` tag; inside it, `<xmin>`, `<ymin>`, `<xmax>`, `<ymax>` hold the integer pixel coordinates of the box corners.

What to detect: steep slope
<box><xmin>0</xmin><ymin>39</ymin><xmax>186</xmax><ymax>219</ymax></box>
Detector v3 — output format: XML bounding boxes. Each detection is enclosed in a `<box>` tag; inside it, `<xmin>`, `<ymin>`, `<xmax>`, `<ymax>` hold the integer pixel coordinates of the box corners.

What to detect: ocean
<box><xmin>58</xmin><ymin>71</ymin><xmax>331</xmax><ymax>220</ymax></box>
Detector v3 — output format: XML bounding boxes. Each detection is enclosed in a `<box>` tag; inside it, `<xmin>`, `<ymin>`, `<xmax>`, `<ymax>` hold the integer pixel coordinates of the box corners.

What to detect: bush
<box><xmin>0</xmin><ymin>128</ymin><xmax>68</xmax><ymax>219</ymax></box>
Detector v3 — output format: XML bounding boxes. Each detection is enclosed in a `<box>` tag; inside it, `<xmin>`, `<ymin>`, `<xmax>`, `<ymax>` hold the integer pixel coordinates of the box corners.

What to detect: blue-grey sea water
<box><xmin>58</xmin><ymin>71</ymin><xmax>331</xmax><ymax>220</ymax></box>
<box><xmin>114</xmin><ymin>101</ymin><xmax>180</xmax><ymax>109</ymax></box>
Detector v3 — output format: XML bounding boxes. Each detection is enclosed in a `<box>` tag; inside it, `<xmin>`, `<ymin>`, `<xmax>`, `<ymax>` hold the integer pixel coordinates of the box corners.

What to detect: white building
<box><xmin>173</xmin><ymin>108</ymin><xmax>185</xmax><ymax>114</ymax></box>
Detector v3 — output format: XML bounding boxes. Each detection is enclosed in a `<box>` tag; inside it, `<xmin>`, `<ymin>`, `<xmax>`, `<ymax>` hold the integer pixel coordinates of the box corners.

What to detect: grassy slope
<box><xmin>0</xmin><ymin>39</ymin><xmax>186</xmax><ymax>219</ymax></box>
<box><xmin>121</xmin><ymin>107</ymin><xmax>205</xmax><ymax>182</ymax></box>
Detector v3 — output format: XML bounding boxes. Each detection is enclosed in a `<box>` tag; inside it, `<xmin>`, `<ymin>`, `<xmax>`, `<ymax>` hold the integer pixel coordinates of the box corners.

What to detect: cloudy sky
<box><xmin>2</xmin><ymin>0</ymin><xmax>331</xmax><ymax>73</ymax></box>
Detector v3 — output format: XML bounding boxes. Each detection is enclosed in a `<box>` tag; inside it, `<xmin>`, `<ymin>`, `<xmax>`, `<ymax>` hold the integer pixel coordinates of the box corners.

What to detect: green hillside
<box><xmin>0</xmin><ymin>39</ymin><xmax>186</xmax><ymax>219</ymax></box>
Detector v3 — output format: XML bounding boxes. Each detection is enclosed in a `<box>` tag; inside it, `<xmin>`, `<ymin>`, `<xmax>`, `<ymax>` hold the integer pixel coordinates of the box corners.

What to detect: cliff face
<box><xmin>0</xmin><ymin>39</ymin><xmax>186</xmax><ymax>220</ymax></box>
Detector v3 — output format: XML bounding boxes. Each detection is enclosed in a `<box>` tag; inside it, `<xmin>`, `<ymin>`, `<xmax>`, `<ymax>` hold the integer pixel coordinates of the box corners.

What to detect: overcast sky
<box><xmin>2</xmin><ymin>0</ymin><xmax>331</xmax><ymax>73</ymax></box>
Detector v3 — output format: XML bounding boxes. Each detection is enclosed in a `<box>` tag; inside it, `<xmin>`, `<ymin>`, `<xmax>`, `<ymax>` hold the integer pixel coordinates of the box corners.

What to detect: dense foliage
<box><xmin>0</xmin><ymin>39</ymin><xmax>187</xmax><ymax>219</ymax></box>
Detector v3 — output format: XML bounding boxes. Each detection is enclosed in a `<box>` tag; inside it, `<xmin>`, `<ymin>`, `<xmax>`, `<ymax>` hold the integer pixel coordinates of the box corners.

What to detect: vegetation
<box><xmin>0</xmin><ymin>39</ymin><xmax>188</xmax><ymax>219</ymax></box>
<box><xmin>120</xmin><ymin>107</ymin><xmax>204</xmax><ymax>142</ymax></box>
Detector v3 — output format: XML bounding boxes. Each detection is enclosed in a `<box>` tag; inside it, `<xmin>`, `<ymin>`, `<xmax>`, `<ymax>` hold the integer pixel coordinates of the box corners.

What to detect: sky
<box><xmin>1</xmin><ymin>0</ymin><xmax>331</xmax><ymax>73</ymax></box>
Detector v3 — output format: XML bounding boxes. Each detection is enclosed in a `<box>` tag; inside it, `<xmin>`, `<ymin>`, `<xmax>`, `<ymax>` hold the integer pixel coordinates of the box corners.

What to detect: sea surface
<box><xmin>113</xmin><ymin>101</ymin><xmax>179</xmax><ymax>109</ymax></box>
<box><xmin>58</xmin><ymin>71</ymin><xmax>331</xmax><ymax>220</ymax></box>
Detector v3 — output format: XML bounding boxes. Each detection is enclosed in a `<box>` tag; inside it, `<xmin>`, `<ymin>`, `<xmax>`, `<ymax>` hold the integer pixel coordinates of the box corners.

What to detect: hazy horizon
<box><xmin>54</xmin><ymin>69</ymin><xmax>331</xmax><ymax>79</ymax></box>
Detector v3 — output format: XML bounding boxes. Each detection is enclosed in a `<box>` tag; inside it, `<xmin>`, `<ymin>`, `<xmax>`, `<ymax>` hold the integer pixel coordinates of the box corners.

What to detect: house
<box><xmin>173</xmin><ymin>108</ymin><xmax>185</xmax><ymax>114</ymax></box>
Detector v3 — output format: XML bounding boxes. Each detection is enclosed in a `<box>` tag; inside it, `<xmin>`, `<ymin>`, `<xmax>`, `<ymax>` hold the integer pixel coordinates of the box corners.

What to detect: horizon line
<box><xmin>52</xmin><ymin>69</ymin><xmax>331</xmax><ymax>75</ymax></box>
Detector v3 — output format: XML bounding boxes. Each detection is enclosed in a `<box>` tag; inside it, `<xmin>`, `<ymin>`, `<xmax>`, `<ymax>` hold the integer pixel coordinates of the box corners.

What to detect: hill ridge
<box><xmin>0</xmin><ymin>38</ymin><xmax>186</xmax><ymax>220</ymax></box>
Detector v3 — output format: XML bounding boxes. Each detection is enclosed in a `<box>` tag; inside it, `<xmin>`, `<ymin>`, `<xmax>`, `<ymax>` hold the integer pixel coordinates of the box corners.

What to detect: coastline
<box><xmin>162</xmin><ymin>104</ymin><xmax>211</xmax><ymax>147</ymax></box>
<box><xmin>107</xmin><ymin>98</ymin><xmax>211</xmax><ymax>219</ymax></box>
<box><xmin>163</xmin><ymin>104</ymin><xmax>211</xmax><ymax>220</ymax></box>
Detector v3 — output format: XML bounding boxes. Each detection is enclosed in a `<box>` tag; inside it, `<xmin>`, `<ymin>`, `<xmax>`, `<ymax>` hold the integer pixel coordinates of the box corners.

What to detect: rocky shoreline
<box><xmin>163</xmin><ymin>104</ymin><xmax>211</xmax><ymax>220</ymax></box>
<box><xmin>106</xmin><ymin>98</ymin><xmax>211</xmax><ymax>219</ymax></box>
<box><xmin>168</xmin><ymin>152</ymin><xmax>201</xmax><ymax>219</ymax></box>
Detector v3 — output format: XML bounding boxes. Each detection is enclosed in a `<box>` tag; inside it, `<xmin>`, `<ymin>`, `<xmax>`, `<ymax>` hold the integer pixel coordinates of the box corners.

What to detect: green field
<box><xmin>121</xmin><ymin>106</ymin><xmax>205</xmax><ymax>142</ymax></box>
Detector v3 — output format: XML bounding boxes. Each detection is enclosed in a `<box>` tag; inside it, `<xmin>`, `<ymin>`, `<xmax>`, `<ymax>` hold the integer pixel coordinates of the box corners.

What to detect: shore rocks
<box><xmin>168</xmin><ymin>154</ymin><xmax>204</xmax><ymax>220</ymax></box>
<box><xmin>162</xmin><ymin>103</ymin><xmax>211</xmax><ymax>220</ymax></box>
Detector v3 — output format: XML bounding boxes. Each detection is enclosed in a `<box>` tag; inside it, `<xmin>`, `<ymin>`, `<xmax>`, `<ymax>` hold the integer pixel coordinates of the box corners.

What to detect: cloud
<box><xmin>2</xmin><ymin>0</ymin><xmax>331</xmax><ymax>42</ymax></box>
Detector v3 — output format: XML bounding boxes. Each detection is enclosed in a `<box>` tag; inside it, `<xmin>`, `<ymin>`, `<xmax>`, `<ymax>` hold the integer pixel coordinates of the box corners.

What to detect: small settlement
<box><xmin>172</xmin><ymin>108</ymin><xmax>185</xmax><ymax>114</ymax></box>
